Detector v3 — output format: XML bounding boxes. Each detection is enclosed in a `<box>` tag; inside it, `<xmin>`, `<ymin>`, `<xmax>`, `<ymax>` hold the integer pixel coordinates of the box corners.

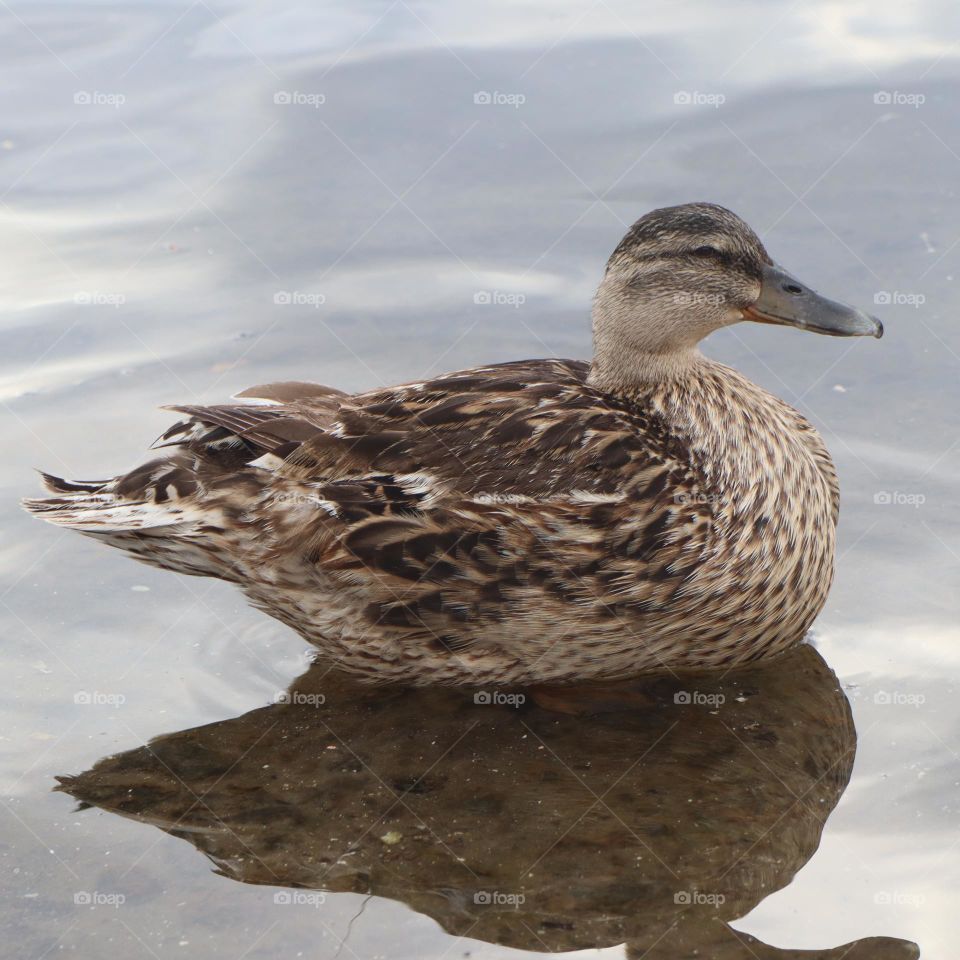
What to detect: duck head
<box><xmin>590</xmin><ymin>202</ymin><xmax>882</xmax><ymax>388</ymax></box>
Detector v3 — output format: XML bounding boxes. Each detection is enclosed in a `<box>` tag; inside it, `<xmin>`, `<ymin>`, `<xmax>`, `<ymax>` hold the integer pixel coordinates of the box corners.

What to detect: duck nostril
<box><xmin>782</xmin><ymin>283</ymin><xmax>803</xmax><ymax>295</ymax></box>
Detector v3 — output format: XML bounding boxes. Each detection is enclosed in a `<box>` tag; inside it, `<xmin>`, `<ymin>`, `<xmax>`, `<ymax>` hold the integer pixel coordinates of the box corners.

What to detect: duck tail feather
<box><xmin>37</xmin><ymin>470</ymin><xmax>110</xmax><ymax>495</ymax></box>
<box><xmin>21</xmin><ymin>489</ymin><xmax>184</xmax><ymax>532</ymax></box>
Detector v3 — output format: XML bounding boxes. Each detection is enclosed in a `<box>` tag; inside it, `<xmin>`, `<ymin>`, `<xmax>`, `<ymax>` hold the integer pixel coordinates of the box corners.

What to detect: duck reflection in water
<box><xmin>58</xmin><ymin>644</ymin><xmax>917</xmax><ymax>960</ymax></box>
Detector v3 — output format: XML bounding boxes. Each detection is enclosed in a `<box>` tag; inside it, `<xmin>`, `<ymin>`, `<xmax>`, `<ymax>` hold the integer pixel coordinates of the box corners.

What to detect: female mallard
<box><xmin>24</xmin><ymin>203</ymin><xmax>881</xmax><ymax>685</ymax></box>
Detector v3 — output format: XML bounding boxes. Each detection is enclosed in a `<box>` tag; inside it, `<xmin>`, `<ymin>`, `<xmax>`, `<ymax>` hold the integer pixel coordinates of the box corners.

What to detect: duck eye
<box><xmin>692</xmin><ymin>245</ymin><xmax>720</xmax><ymax>257</ymax></box>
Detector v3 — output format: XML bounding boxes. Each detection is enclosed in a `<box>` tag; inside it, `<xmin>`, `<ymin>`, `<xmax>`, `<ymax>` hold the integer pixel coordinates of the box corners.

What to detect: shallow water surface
<box><xmin>1</xmin><ymin>2</ymin><xmax>958</xmax><ymax>958</ymax></box>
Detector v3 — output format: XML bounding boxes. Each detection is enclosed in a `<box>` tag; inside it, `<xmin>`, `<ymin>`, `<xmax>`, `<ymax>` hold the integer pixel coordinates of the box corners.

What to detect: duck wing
<box><xmin>160</xmin><ymin>360</ymin><xmax>704</xmax><ymax>644</ymax></box>
<box><xmin>163</xmin><ymin>359</ymin><xmax>683</xmax><ymax>501</ymax></box>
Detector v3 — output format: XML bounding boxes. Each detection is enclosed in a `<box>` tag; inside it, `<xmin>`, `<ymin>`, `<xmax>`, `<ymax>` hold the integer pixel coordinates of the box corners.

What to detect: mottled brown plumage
<box><xmin>23</xmin><ymin>203</ymin><xmax>881</xmax><ymax>684</ymax></box>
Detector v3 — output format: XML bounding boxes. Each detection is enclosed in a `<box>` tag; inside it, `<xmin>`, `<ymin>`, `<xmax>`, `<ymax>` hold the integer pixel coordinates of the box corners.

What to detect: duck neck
<box><xmin>586</xmin><ymin>290</ymin><xmax>710</xmax><ymax>394</ymax></box>
<box><xmin>587</xmin><ymin>344</ymin><xmax>704</xmax><ymax>394</ymax></box>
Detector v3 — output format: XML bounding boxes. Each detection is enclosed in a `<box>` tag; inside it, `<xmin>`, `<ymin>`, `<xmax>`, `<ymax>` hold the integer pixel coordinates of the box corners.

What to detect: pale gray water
<box><xmin>1</xmin><ymin>2</ymin><xmax>958</xmax><ymax>958</ymax></box>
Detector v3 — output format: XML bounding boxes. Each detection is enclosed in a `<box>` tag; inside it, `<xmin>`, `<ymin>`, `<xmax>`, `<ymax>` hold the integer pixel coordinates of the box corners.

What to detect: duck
<box><xmin>24</xmin><ymin>203</ymin><xmax>882</xmax><ymax>685</ymax></box>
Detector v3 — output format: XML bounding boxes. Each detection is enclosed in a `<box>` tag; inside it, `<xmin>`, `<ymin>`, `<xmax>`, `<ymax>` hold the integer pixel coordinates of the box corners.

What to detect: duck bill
<box><xmin>742</xmin><ymin>263</ymin><xmax>883</xmax><ymax>339</ymax></box>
